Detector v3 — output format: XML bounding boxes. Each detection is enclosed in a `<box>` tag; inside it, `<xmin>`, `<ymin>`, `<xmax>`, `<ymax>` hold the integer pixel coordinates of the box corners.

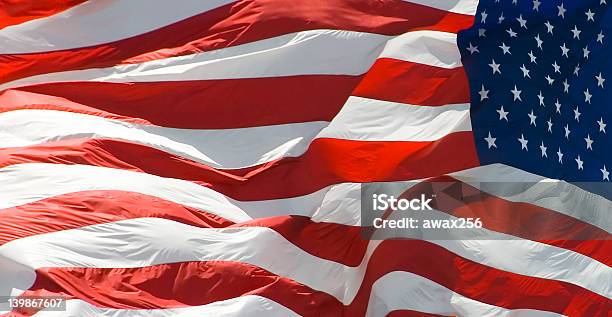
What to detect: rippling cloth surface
<box><xmin>0</xmin><ymin>0</ymin><xmax>610</xmax><ymax>316</ymax></box>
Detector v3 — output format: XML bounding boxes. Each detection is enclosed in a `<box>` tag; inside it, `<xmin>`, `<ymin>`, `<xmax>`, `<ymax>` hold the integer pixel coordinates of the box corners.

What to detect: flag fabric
<box><xmin>465</xmin><ymin>0</ymin><xmax>612</xmax><ymax>198</ymax></box>
<box><xmin>0</xmin><ymin>0</ymin><xmax>610</xmax><ymax>316</ymax></box>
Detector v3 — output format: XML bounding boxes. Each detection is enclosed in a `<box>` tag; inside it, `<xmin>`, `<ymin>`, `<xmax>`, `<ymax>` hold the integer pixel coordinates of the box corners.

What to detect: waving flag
<box><xmin>0</xmin><ymin>0</ymin><xmax>610</xmax><ymax>316</ymax></box>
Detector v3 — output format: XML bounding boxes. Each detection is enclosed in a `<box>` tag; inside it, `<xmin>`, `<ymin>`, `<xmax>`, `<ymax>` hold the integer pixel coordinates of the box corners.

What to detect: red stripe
<box><xmin>395</xmin><ymin>176</ymin><xmax>612</xmax><ymax>265</ymax></box>
<box><xmin>0</xmin><ymin>59</ymin><xmax>464</xmax><ymax>128</ymax></box>
<box><xmin>348</xmin><ymin>239</ymin><xmax>611</xmax><ymax>316</ymax></box>
<box><xmin>240</xmin><ymin>216</ymin><xmax>366</xmax><ymax>267</ymax></box>
<box><xmin>0</xmin><ymin>0</ymin><xmax>474</xmax><ymax>84</ymax></box>
<box><xmin>13</xmin><ymin>235</ymin><xmax>610</xmax><ymax>316</ymax></box>
<box><xmin>1</xmin><ymin>75</ymin><xmax>361</xmax><ymax>128</ymax></box>
<box><xmin>0</xmin><ymin>190</ymin><xmax>234</xmax><ymax>246</ymax></box>
<box><xmin>0</xmin><ymin>133</ymin><xmax>480</xmax><ymax>200</ymax></box>
<box><xmin>15</xmin><ymin>261</ymin><xmax>342</xmax><ymax>317</ymax></box>
<box><xmin>0</xmin><ymin>0</ymin><xmax>86</xmax><ymax>30</ymax></box>
<box><xmin>352</xmin><ymin>58</ymin><xmax>471</xmax><ymax>106</ymax></box>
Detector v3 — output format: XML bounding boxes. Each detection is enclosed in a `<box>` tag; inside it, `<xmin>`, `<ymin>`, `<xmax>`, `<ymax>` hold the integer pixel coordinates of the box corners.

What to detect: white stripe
<box><xmin>0</xmin><ymin>29</ymin><xmax>461</xmax><ymax>91</ymax></box>
<box><xmin>30</xmin><ymin>296</ymin><xmax>299</xmax><ymax>317</ymax></box>
<box><xmin>0</xmin><ymin>30</ymin><xmax>389</xmax><ymax>90</ymax></box>
<box><xmin>430</xmin><ymin>236</ymin><xmax>611</xmax><ymax>300</ymax></box>
<box><xmin>403</xmin><ymin>0</ymin><xmax>478</xmax><ymax>15</ymax></box>
<box><xmin>0</xmin><ymin>97</ymin><xmax>466</xmax><ymax>168</ymax></box>
<box><xmin>0</xmin><ymin>0</ymin><xmax>475</xmax><ymax>55</ymax></box>
<box><xmin>362</xmin><ymin>164</ymin><xmax>612</xmax><ymax>233</ymax></box>
<box><xmin>0</xmin><ymin>109</ymin><xmax>326</xmax><ymax>169</ymax></box>
<box><xmin>1</xmin><ymin>218</ymin><xmax>609</xmax><ymax>302</ymax></box>
<box><xmin>0</xmin><ymin>163</ymin><xmax>250</xmax><ymax>222</ymax></box>
<box><xmin>366</xmin><ymin>272</ymin><xmax>563</xmax><ymax>317</ymax></box>
<box><xmin>235</xmin><ymin>182</ymin><xmax>364</xmax><ymax>225</ymax></box>
<box><xmin>379</xmin><ymin>31</ymin><xmax>461</xmax><ymax>69</ymax></box>
<box><xmin>0</xmin><ymin>0</ymin><xmax>237</xmax><ymax>54</ymax></box>
<box><xmin>319</xmin><ymin>97</ymin><xmax>471</xmax><ymax>141</ymax></box>
<box><xmin>450</xmin><ymin>164</ymin><xmax>612</xmax><ymax>233</ymax></box>
<box><xmin>0</xmin><ymin>163</ymin><xmax>359</xmax><ymax>225</ymax></box>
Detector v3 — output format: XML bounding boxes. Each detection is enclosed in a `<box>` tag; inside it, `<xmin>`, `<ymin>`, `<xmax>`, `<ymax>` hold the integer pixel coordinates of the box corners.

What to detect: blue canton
<box><xmin>459</xmin><ymin>0</ymin><xmax>611</xmax><ymax>196</ymax></box>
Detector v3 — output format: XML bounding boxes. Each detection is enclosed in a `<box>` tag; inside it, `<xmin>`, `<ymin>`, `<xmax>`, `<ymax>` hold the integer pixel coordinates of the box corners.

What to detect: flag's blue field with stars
<box><xmin>460</xmin><ymin>0</ymin><xmax>610</xmax><ymax>196</ymax></box>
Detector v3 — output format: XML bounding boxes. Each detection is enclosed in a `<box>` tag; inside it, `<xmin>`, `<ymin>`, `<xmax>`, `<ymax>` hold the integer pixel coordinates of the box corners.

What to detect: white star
<box><xmin>574</xmin><ymin>106</ymin><xmax>581</xmax><ymax>122</ymax></box>
<box><xmin>528</xmin><ymin>50</ymin><xmax>537</xmax><ymax>63</ymax></box>
<box><xmin>478</xmin><ymin>84</ymin><xmax>489</xmax><ymax>101</ymax></box>
<box><xmin>534</xmin><ymin>34</ymin><xmax>543</xmax><ymax>49</ymax></box>
<box><xmin>533</xmin><ymin>0</ymin><xmax>541</xmax><ymax>11</ymax></box>
<box><xmin>498</xmin><ymin>12</ymin><xmax>505</xmax><ymax>24</ymax></box>
<box><xmin>585</xmin><ymin>9</ymin><xmax>595</xmax><ymax>21</ymax></box>
<box><xmin>481</xmin><ymin>10</ymin><xmax>488</xmax><ymax>23</ymax></box>
<box><xmin>575</xmin><ymin>155</ymin><xmax>584</xmax><ymax>170</ymax></box>
<box><xmin>517</xmin><ymin>14</ymin><xmax>528</xmax><ymax>28</ymax></box>
<box><xmin>571</xmin><ymin>26</ymin><xmax>582</xmax><ymax>39</ymax></box>
<box><xmin>506</xmin><ymin>28</ymin><xmax>517</xmax><ymax>38</ymax></box>
<box><xmin>499</xmin><ymin>42</ymin><xmax>511</xmax><ymax>55</ymax></box>
<box><xmin>596</xmin><ymin>73</ymin><xmax>606</xmax><ymax>88</ymax></box>
<box><xmin>557</xmin><ymin>148</ymin><xmax>564</xmax><ymax>164</ymax></box>
<box><xmin>518</xmin><ymin>134</ymin><xmax>529</xmax><ymax>150</ymax></box>
<box><xmin>602</xmin><ymin>0</ymin><xmax>607</xmax><ymax>5</ymax></box>
<box><xmin>564</xmin><ymin>124</ymin><xmax>571</xmax><ymax>139</ymax></box>
<box><xmin>597</xmin><ymin>117</ymin><xmax>607</xmax><ymax>133</ymax></box>
<box><xmin>489</xmin><ymin>59</ymin><xmax>501</xmax><ymax>74</ymax></box>
<box><xmin>552</xmin><ymin>61</ymin><xmax>561</xmax><ymax>73</ymax></box>
<box><xmin>547</xmin><ymin>118</ymin><xmax>553</xmax><ymax>133</ymax></box>
<box><xmin>597</xmin><ymin>31</ymin><xmax>605</xmax><ymax>44</ymax></box>
<box><xmin>574</xmin><ymin>64</ymin><xmax>581</xmax><ymax>76</ymax></box>
<box><xmin>511</xmin><ymin>85</ymin><xmax>522</xmax><ymax>101</ymax></box>
<box><xmin>466</xmin><ymin>43</ymin><xmax>479</xmax><ymax>54</ymax></box>
<box><xmin>563</xmin><ymin>79</ymin><xmax>570</xmax><ymax>93</ymax></box>
<box><xmin>540</xmin><ymin>141</ymin><xmax>548</xmax><ymax>158</ymax></box>
<box><xmin>583</xmin><ymin>46</ymin><xmax>590</xmax><ymax>59</ymax></box>
<box><xmin>585</xmin><ymin>134</ymin><xmax>594</xmax><ymax>150</ymax></box>
<box><xmin>601</xmin><ymin>166</ymin><xmax>610</xmax><ymax>181</ymax></box>
<box><xmin>544</xmin><ymin>21</ymin><xmax>554</xmax><ymax>34</ymax></box>
<box><xmin>512</xmin><ymin>0</ymin><xmax>518</xmax><ymax>4</ymax></box>
<box><xmin>537</xmin><ymin>91</ymin><xmax>545</xmax><ymax>106</ymax></box>
<box><xmin>484</xmin><ymin>132</ymin><xmax>497</xmax><ymax>149</ymax></box>
<box><xmin>545</xmin><ymin>75</ymin><xmax>555</xmax><ymax>85</ymax></box>
<box><xmin>478</xmin><ymin>28</ymin><xmax>486</xmax><ymax>37</ymax></box>
<box><xmin>584</xmin><ymin>89</ymin><xmax>592</xmax><ymax>104</ymax></box>
<box><xmin>560</xmin><ymin>43</ymin><xmax>570</xmax><ymax>57</ymax></box>
<box><xmin>558</xmin><ymin>3</ymin><xmax>567</xmax><ymax>18</ymax></box>
<box><xmin>555</xmin><ymin>99</ymin><xmax>562</xmax><ymax>113</ymax></box>
<box><xmin>520</xmin><ymin>64</ymin><xmax>530</xmax><ymax>78</ymax></box>
<box><xmin>497</xmin><ymin>106</ymin><xmax>509</xmax><ymax>121</ymax></box>
<box><xmin>528</xmin><ymin>110</ymin><xmax>537</xmax><ymax>126</ymax></box>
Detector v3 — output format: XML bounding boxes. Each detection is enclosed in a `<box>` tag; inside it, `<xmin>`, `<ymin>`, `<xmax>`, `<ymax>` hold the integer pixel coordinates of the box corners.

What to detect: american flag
<box><xmin>0</xmin><ymin>0</ymin><xmax>610</xmax><ymax>316</ymax></box>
